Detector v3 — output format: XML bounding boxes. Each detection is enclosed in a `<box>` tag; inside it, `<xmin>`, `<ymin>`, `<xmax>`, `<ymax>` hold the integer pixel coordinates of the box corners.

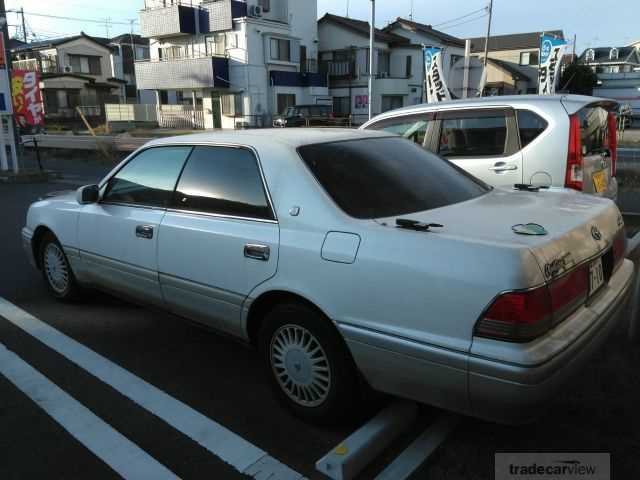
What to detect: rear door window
<box><xmin>366</xmin><ymin>114</ymin><xmax>433</xmax><ymax>146</ymax></box>
<box><xmin>438</xmin><ymin>112</ymin><xmax>508</xmax><ymax>158</ymax></box>
<box><xmin>578</xmin><ymin>106</ymin><xmax>609</xmax><ymax>156</ymax></box>
<box><xmin>298</xmin><ymin>137</ymin><xmax>489</xmax><ymax>219</ymax></box>
<box><xmin>173</xmin><ymin>146</ymin><xmax>274</xmax><ymax>220</ymax></box>
<box><xmin>516</xmin><ymin>110</ymin><xmax>548</xmax><ymax>147</ymax></box>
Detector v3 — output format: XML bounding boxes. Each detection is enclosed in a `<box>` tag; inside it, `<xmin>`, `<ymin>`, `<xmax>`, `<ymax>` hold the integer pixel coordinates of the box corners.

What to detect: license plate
<box><xmin>589</xmin><ymin>257</ymin><xmax>605</xmax><ymax>296</ymax></box>
<box><xmin>592</xmin><ymin>169</ymin><xmax>607</xmax><ymax>193</ymax></box>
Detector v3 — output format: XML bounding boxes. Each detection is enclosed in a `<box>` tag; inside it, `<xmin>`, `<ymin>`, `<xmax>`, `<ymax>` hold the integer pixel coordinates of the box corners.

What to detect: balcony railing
<box><xmin>301</xmin><ymin>59</ymin><xmax>319</xmax><ymax>74</ymax></box>
<box><xmin>140</xmin><ymin>0</ymin><xmax>247</xmax><ymax>38</ymax></box>
<box><xmin>320</xmin><ymin>60</ymin><xmax>356</xmax><ymax>79</ymax></box>
<box><xmin>135</xmin><ymin>55</ymin><xmax>229</xmax><ymax>90</ymax></box>
<box><xmin>12</xmin><ymin>58</ymin><xmax>59</xmax><ymax>74</ymax></box>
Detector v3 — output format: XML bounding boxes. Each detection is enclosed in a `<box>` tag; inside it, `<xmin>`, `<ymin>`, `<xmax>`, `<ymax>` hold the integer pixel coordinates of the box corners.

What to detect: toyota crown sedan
<box><xmin>22</xmin><ymin>129</ymin><xmax>634</xmax><ymax>424</ymax></box>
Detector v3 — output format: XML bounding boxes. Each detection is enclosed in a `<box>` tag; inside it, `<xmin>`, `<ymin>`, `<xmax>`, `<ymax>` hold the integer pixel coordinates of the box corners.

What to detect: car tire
<box><xmin>39</xmin><ymin>232</ymin><xmax>82</xmax><ymax>301</ymax></box>
<box><xmin>259</xmin><ymin>302</ymin><xmax>360</xmax><ymax>424</ymax></box>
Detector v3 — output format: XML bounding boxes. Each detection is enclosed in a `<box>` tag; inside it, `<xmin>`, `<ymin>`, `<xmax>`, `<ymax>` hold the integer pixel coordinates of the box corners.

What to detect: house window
<box><xmin>159</xmin><ymin>46</ymin><xmax>183</xmax><ymax>60</ymax></box>
<box><xmin>585</xmin><ymin>49</ymin><xmax>595</xmax><ymax>63</ymax></box>
<box><xmin>277</xmin><ymin>93</ymin><xmax>296</xmax><ymax>114</ymax></box>
<box><xmin>206</xmin><ymin>34</ymin><xmax>226</xmax><ymax>56</ymax></box>
<box><xmin>405</xmin><ymin>55</ymin><xmax>412</xmax><ymax>78</ymax></box>
<box><xmin>519</xmin><ymin>51</ymin><xmax>539</xmax><ymax>66</ymax></box>
<box><xmin>258</xmin><ymin>0</ymin><xmax>270</xmax><ymax>12</ymax></box>
<box><xmin>377</xmin><ymin>51</ymin><xmax>390</xmax><ymax>76</ymax></box>
<box><xmin>450</xmin><ymin>54</ymin><xmax>462</xmax><ymax>69</ymax></box>
<box><xmin>68</xmin><ymin>55</ymin><xmax>101</xmax><ymax>75</ymax></box>
<box><xmin>381</xmin><ymin>95</ymin><xmax>403</xmax><ymax>113</ymax></box>
<box><xmin>609</xmin><ymin>48</ymin><xmax>619</xmax><ymax>60</ymax></box>
<box><xmin>270</xmin><ymin>38</ymin><xmax>291</xmax><ymax>62</ymax></box>
<box><xmin>221</xmin><ymin>93</ymin><xmax>243</xmax><ymax>116</ymax></box>
<box><xmin>333</xmin><ymin>96</ymin><xmax>350</xmax><ymax>116</ymax></box>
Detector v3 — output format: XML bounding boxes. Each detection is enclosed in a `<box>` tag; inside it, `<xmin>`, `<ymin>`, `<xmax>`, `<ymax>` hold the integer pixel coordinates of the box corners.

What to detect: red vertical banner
<box><xmin>12</xmin><ymin>69</ymin><xmax>45</xmax><ymax>127</ymax></box>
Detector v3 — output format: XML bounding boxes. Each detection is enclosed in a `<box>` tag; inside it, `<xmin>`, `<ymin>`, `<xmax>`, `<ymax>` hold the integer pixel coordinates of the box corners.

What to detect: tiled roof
<box><xmin>319</xmin><ymin>13</ymin><xmax>409</xmax><ymax>45</ymax></box>
<box><xmin>11</xmin><ymin>32</ymin><xmax>112</xmax><ymax>52</ymax></box>
<box><xmin>385</xmin><ymin>18</ymin><xmax>464</xmax><ymax>47</ymax></box>
<box><xmin>468</xmin><ymin>31</ymin><xmax>564</xmax><ymax>53</ymax></box>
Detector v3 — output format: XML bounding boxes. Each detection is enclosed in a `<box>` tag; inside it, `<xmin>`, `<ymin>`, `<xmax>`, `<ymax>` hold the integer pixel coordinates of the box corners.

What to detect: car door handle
<box><xmin>489</xmin><ymin>163</ymin><xmax>518</xmax><ymax>172</ymax></box>
<box><xmin>244</xmin><ymin>244</ymin><xmax>270</xmax><ymax>261</ymax></box>
<box><xmin>135</xmin><ymin>225</ymin><xmax>154</xmax><ymax>239</ymax></box>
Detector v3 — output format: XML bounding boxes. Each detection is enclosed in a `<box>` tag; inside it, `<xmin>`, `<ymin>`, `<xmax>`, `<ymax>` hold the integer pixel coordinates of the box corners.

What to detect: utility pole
<box><xmin>482</xmin><ymin>0</ymin><xmax>493</xmax><ymax>68</ymax></box>
<box><xmin>368</xmin><ymin>0</ymin><xmax>375</xmax><ymax>120</ymax></box>
<box><xmin>346</xmin><ymin>0</ymin><xmax>349</xmax><ymax>18</ymax></box>
<box><xmin>19</xmin><ymin>7</ymin><xmax>26</xmax><ymax>42</ymax></box>
<box><xmin>410</xmin><ymin>0</ymin><xmax>414</xmax><ymax>20</ymax></box>
<box><xmin>572</xmin><ymin>33</ymin><xmax>576</xmax><ymax>60</ymax></box>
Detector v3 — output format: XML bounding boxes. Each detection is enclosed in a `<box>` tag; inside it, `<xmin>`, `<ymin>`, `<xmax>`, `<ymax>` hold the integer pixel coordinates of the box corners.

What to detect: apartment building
<box><xmin>468</xmin><ymin>30</ymin><xmax>564</xmax><ymax>95</ymax></box>
<box><xmin>135</xmin><ymin>0</ymin><xmax>329</xmax><ymax>129</ymax></box>
<box><xmin>10</xmin><ymin>33</ymin><xmax>123</xmax><ymax>120</ymax></box>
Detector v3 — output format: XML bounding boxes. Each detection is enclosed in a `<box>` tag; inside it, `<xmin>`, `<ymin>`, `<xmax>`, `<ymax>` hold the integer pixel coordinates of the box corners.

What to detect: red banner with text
<box><xmin>12</xmin><ymin>69</ymin><xmax>45</xmax><ymax>127</ymax></box>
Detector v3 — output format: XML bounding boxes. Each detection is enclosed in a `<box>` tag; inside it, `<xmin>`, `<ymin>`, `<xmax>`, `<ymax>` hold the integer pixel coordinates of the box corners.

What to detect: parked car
<box><xmin>361</xmin><ymin>95</ymin><xmax>619</xmax><ymax>201</ymax></box>
<box><xmin>273</xmin><ymin>104</ymin><xmax>334</xmax><ymax>127</ymax></box>
<box><xmin>23</xmin><ymin>129</ymin><xmax>633</xmax><ymax>424</ymax></box>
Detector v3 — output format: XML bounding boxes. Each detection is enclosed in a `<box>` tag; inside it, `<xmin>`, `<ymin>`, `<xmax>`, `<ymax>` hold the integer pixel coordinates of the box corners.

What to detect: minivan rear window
<box><xmin>298</xmin><ymin>137</ymin><xmax>489</xmax><ymax>219</ymax></box>
<box><xmin>578</xmin><ymin>106</ymin><xmax>609</xmax><ymax>156</ymax></box>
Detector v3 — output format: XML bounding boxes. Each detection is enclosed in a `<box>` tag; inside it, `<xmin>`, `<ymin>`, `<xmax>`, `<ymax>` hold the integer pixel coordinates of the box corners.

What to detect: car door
<box><xmin>157</xmin><ymin>145</ymin><xmax>279</xmax><ymax>338</ymax></box>
<box><xmin>77</xmin><ymin>146</ymin><xmax>193</xmax><ymax>305</ymax></box>
<box><xmin>433</xmin><ymin>108</ymin><xmax>523</xmax><ymax>188</ymax></box>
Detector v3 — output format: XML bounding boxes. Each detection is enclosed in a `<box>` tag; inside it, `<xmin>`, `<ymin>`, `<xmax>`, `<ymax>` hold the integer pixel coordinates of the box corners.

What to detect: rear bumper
<box><xmin>468</xmin><ymin>258</ymin><xmax>634</xmax><ymax>424</ymax></box>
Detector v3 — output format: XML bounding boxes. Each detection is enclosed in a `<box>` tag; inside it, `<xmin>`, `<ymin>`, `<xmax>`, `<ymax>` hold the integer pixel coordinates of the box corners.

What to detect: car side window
<box><xmin>438</xmin><ymin>113</ymin><xmax>507</xmax><ymax>158</ymax></box>
<box><xmin>102</xmin><ymin>146</ymin><xmax>192</xmax><ymax>208</ymax></box>
<box><xmin>173</xmin><ymin>146</ymin><xmax>274</xmax><ymax>220</ymax></box>
<box><xmin>517</xmin><ymin>110</ymin><xmax>548</xmax><ymax>148</ymax></box>
<box><xmin>366</xmin><ymin>115</ymin><xmax>432</xmax><ymax>146</ymax></box>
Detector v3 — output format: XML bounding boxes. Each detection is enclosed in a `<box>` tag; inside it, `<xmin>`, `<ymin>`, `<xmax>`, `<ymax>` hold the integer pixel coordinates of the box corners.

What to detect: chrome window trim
<box><xmin>97</xmin><ymin>142</ymin><xmax>279</xmax><ymax>223</ymax></box>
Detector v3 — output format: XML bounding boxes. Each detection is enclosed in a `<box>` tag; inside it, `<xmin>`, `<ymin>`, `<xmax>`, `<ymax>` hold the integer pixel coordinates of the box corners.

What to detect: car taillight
<box><xmin>475</xmin><ymin>287</ymin><xmax>552</xmax><ymax>342</ymax></box>
<box><xmin>476</xmin><ymin>263</ymin><xmax>592</xmax><ymax>342</ymax></box>
<box><xmin>612</xmin><ymin>228</ymin><xmax>626</xmax><ymax>268</ymax></box>
<box><xmin>607</xmin><ymin>112</ymin><xmax>618</xmax><ymax>177</ymax></box>
<box><xmin>565</xmin><ymin>114</ymin><xmax>583</xmax><ymax>191</ymax></box>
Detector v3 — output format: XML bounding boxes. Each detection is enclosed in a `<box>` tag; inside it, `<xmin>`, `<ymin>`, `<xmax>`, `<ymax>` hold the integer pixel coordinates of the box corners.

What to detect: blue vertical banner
<box><xmin>424</xmin><ymin>47</ymin><xmax>451</xmax><ymax>103</ymax></box>
<box><xmin>538</xmin><ymin>35</ymin><xmax>567</xmax><ymax>95</ymax></box>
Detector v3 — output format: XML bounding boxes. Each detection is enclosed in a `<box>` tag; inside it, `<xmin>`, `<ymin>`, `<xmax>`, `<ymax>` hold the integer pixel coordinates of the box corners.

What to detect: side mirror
<box><xmin>76</xmin><ymin>184</ymin><xmax>100</xmax><ymax>205</ymax></box>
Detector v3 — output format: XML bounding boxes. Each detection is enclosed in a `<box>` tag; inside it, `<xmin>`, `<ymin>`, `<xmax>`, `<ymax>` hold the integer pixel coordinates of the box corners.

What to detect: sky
<box><xmin>5</xmin><ymin>0</ymin><xmax>639</xmax><ymax>54</ymax></box>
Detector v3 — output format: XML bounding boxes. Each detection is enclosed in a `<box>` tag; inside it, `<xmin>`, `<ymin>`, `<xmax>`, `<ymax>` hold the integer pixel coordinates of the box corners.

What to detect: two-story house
<box><xmin>468</xmin><ymin>30</ymin><xmax>564</xmax><ymax>95</ymax></box>
<box><xmin>10</xmin><ymin>33</ymin><xmax>123</xmax><ymax>120</ymax></box>
<box><xmin>317</xmin><ymin>13</ymin><xmax>427</xmax><ymax>123</ymax></box>
<box><xmin>109</xmin><ymin>34</ymin><xmax>155</xmax><ymax>103</ymax></box>
<box><xmin>135</xmin><ymin>0</ymin><xmax>329</xmax><ymax>129</ymax></box>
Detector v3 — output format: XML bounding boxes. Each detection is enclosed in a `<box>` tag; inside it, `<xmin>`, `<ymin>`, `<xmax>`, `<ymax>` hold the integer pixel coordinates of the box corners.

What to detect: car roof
<box><xmin>145</xmin><ymin>128</ymin><xmax>394</xmax><ymax>149</ymax></box>
<box><xmin>365</xmin><ymin>94</ymin><xmax>616</xmax><ymax>121</ymax></box>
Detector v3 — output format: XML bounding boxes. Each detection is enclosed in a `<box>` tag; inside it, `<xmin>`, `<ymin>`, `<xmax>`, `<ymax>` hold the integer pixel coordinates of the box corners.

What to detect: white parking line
<box><xmin>0</xmin><ymin>342</ymin><xmax>178</xmax><ymax>480</ymax></box>
<box><xmin>0</xmin><ymin>297</ymin><xmax>304</xmax><ymax>480</ymax></box>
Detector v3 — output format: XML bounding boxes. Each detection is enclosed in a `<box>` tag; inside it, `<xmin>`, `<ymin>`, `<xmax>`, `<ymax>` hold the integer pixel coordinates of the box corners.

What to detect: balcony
<box><xmin>140</xmin><ymin>0</ymin><xmax>247</xmax><ymax>38</ymax></box>
<box><xmin>320</xmin><ymin>60</ymin><xmax>356</xmax><ymax>79</ymax></box>
<box><xmin>12</xmin><ymin>57</ymin><xmax>59</xmax><ymax>74</ymax></box>
<box><xmin>135</xmin><ymin>56</ymin><xmax>230</xmax><ymax>90</ymax></box>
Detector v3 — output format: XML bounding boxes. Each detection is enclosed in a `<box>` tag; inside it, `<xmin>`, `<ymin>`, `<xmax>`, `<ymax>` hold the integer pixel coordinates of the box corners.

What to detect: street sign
<box><xmin>0</xmin><ymin>36</ymin><xmax>12</xmax><ymax>115</ymax></box>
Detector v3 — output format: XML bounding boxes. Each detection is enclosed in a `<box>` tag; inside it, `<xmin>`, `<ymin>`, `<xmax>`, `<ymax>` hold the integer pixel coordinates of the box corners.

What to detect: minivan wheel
<box><xmin>259</xmin><ymin>302</ymin><xmax>360</xmax><ymax>424</ymax></box>
<box><xmin>39</xmin><ymin>232</ymin><xmax>81</xmax><ymax>301</ymax></box>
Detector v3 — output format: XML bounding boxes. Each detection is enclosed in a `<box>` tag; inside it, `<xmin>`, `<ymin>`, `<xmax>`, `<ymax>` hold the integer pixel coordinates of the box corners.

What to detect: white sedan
<box><xmin>22</xmin><ymin>129</ymin><xmax>634</xmax><ymax>424</ymax></box>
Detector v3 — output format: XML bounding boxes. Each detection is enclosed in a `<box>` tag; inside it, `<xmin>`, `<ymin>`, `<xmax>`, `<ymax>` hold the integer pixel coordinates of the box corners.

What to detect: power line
<box><xmin>432</xmin><ymin>7</ymin><xmax>488</xmax><ymax>28</ymax></box>
<box><xmin>8</xmin><ymin>10</ymin><xmax>138</xmax><ymax>26</ymax></box>
<box><xmin>438</xmin><ymin>12</ymin><xmax>489</xmax><ymax>31</ymax></box>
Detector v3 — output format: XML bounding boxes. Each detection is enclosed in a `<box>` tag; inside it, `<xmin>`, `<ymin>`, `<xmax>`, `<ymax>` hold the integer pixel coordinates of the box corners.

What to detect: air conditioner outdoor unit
<box><xmin>64</xmin><ymin>66</ymin><xmax>73</xmax><ymax>73</ymax></box>
<box><xmin>249</xmin><ymin>5</ymin><xmax>263</xmax><ymax>17</ymax></box>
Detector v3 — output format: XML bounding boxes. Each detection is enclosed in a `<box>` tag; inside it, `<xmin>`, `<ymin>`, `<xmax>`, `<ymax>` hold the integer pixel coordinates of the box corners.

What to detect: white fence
<box><xmin>105</xmin><ymin>104</ymin><xmax>205</xmax><ymax>130</ymax></box>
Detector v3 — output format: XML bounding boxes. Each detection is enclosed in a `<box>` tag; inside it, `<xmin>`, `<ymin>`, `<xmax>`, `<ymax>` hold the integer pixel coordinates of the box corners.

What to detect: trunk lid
<box><xmin>378</xmin><ymin>188</ymin><xmax>622</xmax><ymax>282</ymax></box>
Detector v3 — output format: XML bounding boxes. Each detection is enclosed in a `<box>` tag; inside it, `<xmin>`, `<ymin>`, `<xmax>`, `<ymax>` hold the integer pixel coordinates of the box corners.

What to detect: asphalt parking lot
<box><xmin>1</xmin><ymin>152</ymin><xmax>640</xmax><ymax>479</ymax></box>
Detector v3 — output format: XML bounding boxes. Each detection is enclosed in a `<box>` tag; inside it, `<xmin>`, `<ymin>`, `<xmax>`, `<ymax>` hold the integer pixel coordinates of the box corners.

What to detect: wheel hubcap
<box><xmin>270</xmin><ymin>324</ymin><xmax>331</xmax><ymax>407</ymax></box>
<box><xmin>43</xmin><ymin>243</ymin><xmax>69</xmax><ymax>294</ymax></box>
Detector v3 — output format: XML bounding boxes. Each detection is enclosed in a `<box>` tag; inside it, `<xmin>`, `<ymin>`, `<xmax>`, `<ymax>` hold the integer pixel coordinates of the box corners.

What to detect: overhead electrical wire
<box><xmin>437</xmin><ymin>12</ymin><xmax>489</xmax><ymax>30</ymax></box>
<box><xmin>432</xmin><ymin>7</ymin><xmax>488</xmax><ymax>28</ymax></box>
<box><xmin>9</xmin><ymin>10</ymin><xmax>138</xmax><ymax>26</ymax></box>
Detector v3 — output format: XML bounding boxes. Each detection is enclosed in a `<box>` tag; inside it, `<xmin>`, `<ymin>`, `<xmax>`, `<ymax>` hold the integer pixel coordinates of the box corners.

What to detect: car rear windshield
<box><xmin>298</xmin><ymin>137</ymin><xmax>490</xmax><ymax>219</ymax></box>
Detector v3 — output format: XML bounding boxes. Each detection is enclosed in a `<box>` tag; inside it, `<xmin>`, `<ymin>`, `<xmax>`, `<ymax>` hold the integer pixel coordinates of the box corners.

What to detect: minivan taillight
<box><xmin>607</xmin><ymin>112</ymin><xmax>618</xmax><ymax>177</ymax></box>
<box><xmin>565</xmin><ymin>114</ymin><xmax>583</xmax><ymax>191</ymax></box>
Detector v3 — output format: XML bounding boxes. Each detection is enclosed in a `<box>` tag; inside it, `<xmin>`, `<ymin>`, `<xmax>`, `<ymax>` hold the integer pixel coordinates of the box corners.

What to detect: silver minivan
<box><xmin>361</xmin><ymin>95</ymin><xmax>619</xmax><ymax>200</ymax></box>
